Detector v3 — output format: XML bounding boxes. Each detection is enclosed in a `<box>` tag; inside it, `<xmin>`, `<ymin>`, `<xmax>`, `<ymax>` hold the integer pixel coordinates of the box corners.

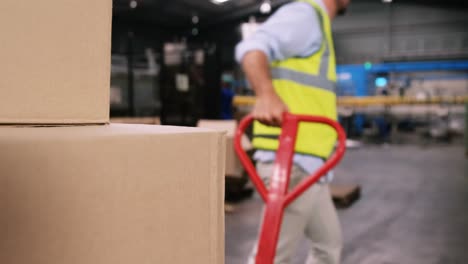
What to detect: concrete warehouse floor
<box><xmin>226</xmin><ymin>144</ymin><xmax>468</xmax><ymax>264</ymax></box>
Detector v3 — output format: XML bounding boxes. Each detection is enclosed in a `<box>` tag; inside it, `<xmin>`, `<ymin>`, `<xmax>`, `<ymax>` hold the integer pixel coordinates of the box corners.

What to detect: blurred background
<box><xmin>109</xmin><ymin>0</ymin><xmax>468</xmax><ymax>263</ymax></box>
<box><xmin>110</xmin><ymin>0</ymin><xmax>467</xmax><ymax>136</ymax></box>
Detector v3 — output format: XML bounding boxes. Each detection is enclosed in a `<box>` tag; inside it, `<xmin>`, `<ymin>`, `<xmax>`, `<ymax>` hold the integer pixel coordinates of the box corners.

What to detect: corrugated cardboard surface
<box><xmin>0</xmin><ymin>0</ymin><xmax>112</xmax><ymax>124</ymax></box>
<box><xmin>111</xmin><ymin>117</ymin><xmax>161</xmax><ymax>125</ymax></box>
<box><xmin>0</xmin><ymin>124</ymin><xmax>225</xmax><ymax>264</ymax></box>
<box><xmin>198</xmin><ymin>120</ymin><xmax>237</xmax><ymax>137</ymax></box>
<box><xmin>198</xmin><ymin>120</ymin><xmax>252</xmax><ymax>178</ymax></box>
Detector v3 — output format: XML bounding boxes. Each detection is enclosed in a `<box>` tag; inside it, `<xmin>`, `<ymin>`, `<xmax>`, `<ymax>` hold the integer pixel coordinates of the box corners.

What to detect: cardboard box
<box><xmin>0</xmin><ymin>124</ymin><xmax>225</xmax><ymax>264</ymax></box>
<box><xmin>198</xmin><ymin>120</ymin><xmax>252</xmax><ymax>178</ymax></box>
<box><xmin>0</xmin><ymin>0</ymin><xmax>112</xmax><ymax>124</ymax></box>
<box><xmin>111</xmin><ymin>117</ymin><xmax>161</xmax><ymax>125</ymax></box>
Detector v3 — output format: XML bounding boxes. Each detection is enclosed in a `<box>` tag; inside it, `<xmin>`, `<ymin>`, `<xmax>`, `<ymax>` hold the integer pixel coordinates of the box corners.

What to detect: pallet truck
<box><xmin>234</xmin><ymin>113</ymin><xmax>347</xmax><ymax>264</ymax></box>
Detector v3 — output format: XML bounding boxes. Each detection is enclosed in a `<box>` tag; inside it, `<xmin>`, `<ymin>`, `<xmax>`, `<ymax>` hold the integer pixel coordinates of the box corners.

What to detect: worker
<box><xmin>220</xmin><ymin>74</ymin><xmax>235</xmax><ymax>120</ymax></box>
<box><xmin>235</xmin><ymin>0</ymin><xmax>351</xmax><ymax>263</ymax></box>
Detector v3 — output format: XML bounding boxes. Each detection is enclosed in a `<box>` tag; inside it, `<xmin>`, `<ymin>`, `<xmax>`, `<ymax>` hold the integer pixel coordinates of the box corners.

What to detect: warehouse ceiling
<box><xmin>113</xmin><ymin>0</ymin><xmax>292</xmax><ymax>28</ymax></box>
<box><xmin>113</xmin><ymin>0</ymin><xmax>468</xmax><ymax>29</ymax></box>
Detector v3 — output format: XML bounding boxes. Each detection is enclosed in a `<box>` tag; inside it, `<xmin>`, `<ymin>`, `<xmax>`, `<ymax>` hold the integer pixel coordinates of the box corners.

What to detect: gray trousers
<box><xmin>248</xmin><ymin>162</ymin><xmax>342</xmax><ymax>264</ymax></box>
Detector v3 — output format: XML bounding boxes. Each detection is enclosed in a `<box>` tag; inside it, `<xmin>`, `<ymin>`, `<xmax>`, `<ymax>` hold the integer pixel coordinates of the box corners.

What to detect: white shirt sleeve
<box><xmin>235</xmin><ymin>2</ymin><xmax>323</xmax><ymax>63</ymax></box>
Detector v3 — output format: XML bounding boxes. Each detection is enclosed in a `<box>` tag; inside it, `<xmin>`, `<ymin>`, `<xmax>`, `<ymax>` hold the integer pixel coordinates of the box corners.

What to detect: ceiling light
<box><xmin>260</xmin><ymin>0</ymin><xmax>272</xmax><ymax>14</ymax></box>
<box><xmin>192</xmin><ymin>15</ymin><xmax>199</xmax><ymax>24</ymax></box>
<box><xmin>129</xmin><ymin>0</ymin><xmax>138</xmax><ymax>9</ymax></box>
<box><xmin>382</xmin><ymin>0</ymin><xmax>392</xmax><ymax>3</ymax></box>
<box><xmin>211</xmin><ymin>0</ymin><xmax>230</xmax><ymax>5</ymax></box>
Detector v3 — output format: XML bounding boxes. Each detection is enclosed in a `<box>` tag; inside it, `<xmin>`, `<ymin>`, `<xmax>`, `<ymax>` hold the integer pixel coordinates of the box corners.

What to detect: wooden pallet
<box><xmin>330</xmin><ymin>184</ymin><xmax>361</xmax><ymax>209</ymax></box>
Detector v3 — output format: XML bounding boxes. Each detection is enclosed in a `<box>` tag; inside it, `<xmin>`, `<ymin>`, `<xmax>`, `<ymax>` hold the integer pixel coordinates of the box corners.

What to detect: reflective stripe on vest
<box><xmin>270</xmin><ymin>67</ymin><xmax>336</xmax><ymax>92</ymax></box>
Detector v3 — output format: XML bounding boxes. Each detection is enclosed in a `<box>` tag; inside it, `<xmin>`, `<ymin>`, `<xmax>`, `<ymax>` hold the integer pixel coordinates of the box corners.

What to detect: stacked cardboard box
<box><xmin>111</xmin><ymin>117</ymin><xmax>161</xmax><ymax>125</ymax></box>
<box><xmin>0</xmin><ymin>1</ymin><xmax>225</xmax><ymax>263</ymax></box>
<box><xmin>198</xmin><ymin>120</ymin><xmax>252</xmax><ymax>178</ymax></box>
<box><xmin>0</xmin><ymin>125</ymin><xmax>225</xmax><ymax>264</ymax></box>
<box><xmin>0</xmin><ymin>0</ymin><xmax>111</xmax><ymax>124</ymax></box>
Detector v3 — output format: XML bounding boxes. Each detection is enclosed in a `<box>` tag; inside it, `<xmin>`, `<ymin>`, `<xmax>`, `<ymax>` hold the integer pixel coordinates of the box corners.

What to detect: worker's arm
<box><xmin>241</xmin><ymin>51</ymin><xmax>288</xmax><ymax>126</ymax></box>
<box><xmin>235</xmin><ymin>2</ymin><xmax>323</xmax><ymax>126</ymax></box>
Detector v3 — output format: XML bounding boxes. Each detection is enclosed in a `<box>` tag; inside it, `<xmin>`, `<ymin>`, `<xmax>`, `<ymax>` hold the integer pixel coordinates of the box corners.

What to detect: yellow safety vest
<box><xmin>252</xmin><ymin>0</ymin><xmax>338</xmax><ymax>159</ymax></box>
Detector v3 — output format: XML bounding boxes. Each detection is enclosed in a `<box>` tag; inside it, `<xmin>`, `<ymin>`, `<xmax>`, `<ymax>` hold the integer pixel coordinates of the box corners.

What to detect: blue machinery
<box><xmin>336</xmin><ymin>60</ymin><xmax>468</xmax><ymax>134</ymax></box>
<box><xmin>337</xmin><ymin>60</ymin><xmax>468</xmax><ymax>96</ymax></box>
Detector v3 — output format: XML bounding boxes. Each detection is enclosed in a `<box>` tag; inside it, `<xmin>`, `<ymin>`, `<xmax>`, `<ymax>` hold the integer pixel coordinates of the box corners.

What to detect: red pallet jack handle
<box><xmin>234</xmin><ymin>112</ymin><xmax>347</xmax><ymax>264</ymax></box>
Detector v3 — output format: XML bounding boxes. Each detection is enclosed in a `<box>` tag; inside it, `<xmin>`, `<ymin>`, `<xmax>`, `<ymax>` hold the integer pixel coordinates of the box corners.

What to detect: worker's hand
<box><xmin>252</xmin><ymin>91</ymin><xmax>289</xmax><ymax>127</ymax></box>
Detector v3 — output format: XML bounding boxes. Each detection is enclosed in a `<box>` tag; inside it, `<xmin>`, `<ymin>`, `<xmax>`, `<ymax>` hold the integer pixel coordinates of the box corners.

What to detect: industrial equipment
<box><xmin>234</xmin><ymin>113</ymin><xmax>347</xmax><ymax>264</ymax></box>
